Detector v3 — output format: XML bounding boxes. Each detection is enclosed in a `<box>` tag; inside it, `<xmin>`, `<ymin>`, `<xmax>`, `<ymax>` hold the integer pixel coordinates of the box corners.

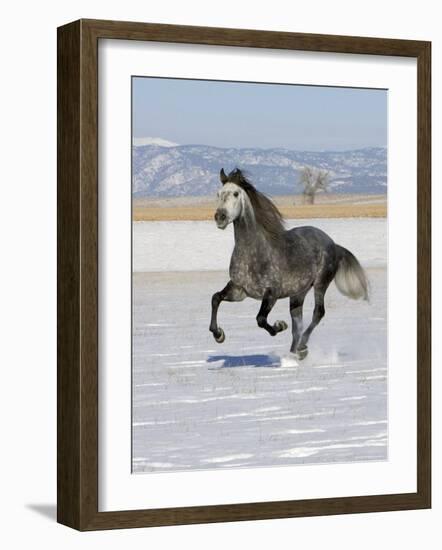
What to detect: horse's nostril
<box><xmin>220</xmin><ymin>213</ymin><xmax>226</xmax><ymax>221</ymax></box>
<box><xmin>215</xmin><ymin>211</ymin><xmax>226</xmax><ymax>223</ymax></box>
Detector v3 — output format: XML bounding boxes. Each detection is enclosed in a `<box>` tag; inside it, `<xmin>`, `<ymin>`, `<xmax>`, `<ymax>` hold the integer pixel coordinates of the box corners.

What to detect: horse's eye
<box><xmin>234</xmin><ymin>191</ymin><xmax>239</xmax><ymax>198</ymax></box>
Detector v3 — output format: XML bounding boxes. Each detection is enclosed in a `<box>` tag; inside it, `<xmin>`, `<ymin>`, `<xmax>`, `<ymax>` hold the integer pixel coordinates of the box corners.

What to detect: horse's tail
<box><xmin>334</xmin><ymin>245</ymin><xmax>369</xmax><ymax>301</ymax></box>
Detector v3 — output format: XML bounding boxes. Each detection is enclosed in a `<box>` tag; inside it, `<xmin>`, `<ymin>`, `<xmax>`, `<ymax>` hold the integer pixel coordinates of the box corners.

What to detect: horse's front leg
<box><xmin>209</xmin><ymin>281</ymin><xmax>245</xmax><ymax>343</ymax></box>
<box><xmin>256</xmin><ymin>288</ymin><xmax>288</xmax><ymax>336</ymax></box>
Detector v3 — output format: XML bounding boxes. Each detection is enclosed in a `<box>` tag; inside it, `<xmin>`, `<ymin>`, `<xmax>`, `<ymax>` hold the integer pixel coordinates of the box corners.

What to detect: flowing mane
<box><xmin>225</xmin><ymin>169</ymin><xmax>285</xmax><ymax>241</ymax></box>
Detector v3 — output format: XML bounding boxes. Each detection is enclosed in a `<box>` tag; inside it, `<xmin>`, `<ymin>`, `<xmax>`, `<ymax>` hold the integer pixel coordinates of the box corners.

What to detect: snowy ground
<box><xmin>132</xmin><ymin>219</ymin><xmax>387</xmax><ymax>473</ymax></box>
<box><xmin>133</xmin><ymin>217</ymin><xmax>387</xmax><ymax>272</ymax></box>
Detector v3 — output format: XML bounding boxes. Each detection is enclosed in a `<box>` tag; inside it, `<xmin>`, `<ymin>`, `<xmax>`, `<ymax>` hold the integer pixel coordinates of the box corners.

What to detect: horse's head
<box><xmin>214</xmin><ymin>168</ymin><xmax>246</xmax><ymax>229</ymax></box>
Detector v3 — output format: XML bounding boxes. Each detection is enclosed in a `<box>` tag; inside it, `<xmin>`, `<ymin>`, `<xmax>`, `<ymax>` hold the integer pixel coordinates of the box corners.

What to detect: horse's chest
<box><xmin>230</xmin><ymin>249</ymin><xmax>280</xmax><ymax>298</ymax></box>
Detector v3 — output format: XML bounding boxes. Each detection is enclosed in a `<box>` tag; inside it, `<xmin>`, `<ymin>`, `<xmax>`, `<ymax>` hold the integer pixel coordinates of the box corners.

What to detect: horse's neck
<box><xmin>233</xmin><ymin>213</ymin><xmax>268</xmax><ymax>255</ymax></box>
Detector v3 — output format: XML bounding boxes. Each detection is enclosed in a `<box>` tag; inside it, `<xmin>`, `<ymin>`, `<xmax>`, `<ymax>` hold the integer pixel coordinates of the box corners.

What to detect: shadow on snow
<box><xmin>207</xmin><ymin>354</ymin><xmax>280</xmax><ymax>369</ymax></box>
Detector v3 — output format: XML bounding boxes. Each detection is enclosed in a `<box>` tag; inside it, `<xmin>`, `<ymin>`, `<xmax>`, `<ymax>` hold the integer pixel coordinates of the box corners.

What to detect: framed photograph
<box><xmin>57</xmin><ymin>19</ymin><xmax>431</xmax><ymax>530</ymax></box>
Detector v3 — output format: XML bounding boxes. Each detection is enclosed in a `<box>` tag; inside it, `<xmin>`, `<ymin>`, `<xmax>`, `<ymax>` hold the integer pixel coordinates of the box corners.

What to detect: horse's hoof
<box><xmin>214</xmin><ymin>328</ymin><xmax>225</xmax><ymax>343</ymax></box>
<box><xmin>275</xmin><ymin>320</ymin><xmax>288</xmax><ymax>333</ymax></box>
<box><xmin>296</xmin><ymin>346</ymin><xmax>308</xmax><ymax>360</ymax></box>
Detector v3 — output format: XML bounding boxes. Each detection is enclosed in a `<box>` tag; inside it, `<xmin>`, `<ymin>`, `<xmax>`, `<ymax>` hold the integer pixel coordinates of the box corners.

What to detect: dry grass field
<box><xmin>133</xmin><ymin>194</ymin><xmax>387</xmax><ymax>221</ymax></box>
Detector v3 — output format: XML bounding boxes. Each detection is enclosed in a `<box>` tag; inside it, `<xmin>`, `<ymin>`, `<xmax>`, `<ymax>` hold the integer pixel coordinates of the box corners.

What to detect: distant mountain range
<box><xmin>132</xmin><ymin>137</ymin><xmax>178</xmax><ymax>147</ymax></box>
<box><xmin>132</xmin><ymin>139</ymin><xmax>387</xmax><ymax>197</ymax></box>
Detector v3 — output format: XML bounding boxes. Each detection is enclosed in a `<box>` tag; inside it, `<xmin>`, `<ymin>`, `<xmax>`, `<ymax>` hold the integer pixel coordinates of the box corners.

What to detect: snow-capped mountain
<box><xmin>132</xmin><ymin>137</ymin><xmax>178</xmax><ymax>147</ymax></box>
<box><xmin>132</xmin><ymin>141</ymin><xmax>387</xmax><ymax>197</ymax></box>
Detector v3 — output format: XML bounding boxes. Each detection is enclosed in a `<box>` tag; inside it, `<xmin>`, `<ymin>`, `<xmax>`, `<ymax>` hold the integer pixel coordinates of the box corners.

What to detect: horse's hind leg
<box><xmin>297</xmin><ymin>285</ymin><xmax>328</xmax><ymax>359</ymax></box>
<box><xmin>256</xmin><ymin>288</ymin><xmax>288</xmax><ymax>336</ymax></box>
<box><xmin>289</xmin><ymin>293</ymin><xmax>306</xmax><ymax>354</ymax></box>
<box><xmin>209</xmin><ymin>281</ymin><xmax>245</xmax><ymax>343</ymax></box>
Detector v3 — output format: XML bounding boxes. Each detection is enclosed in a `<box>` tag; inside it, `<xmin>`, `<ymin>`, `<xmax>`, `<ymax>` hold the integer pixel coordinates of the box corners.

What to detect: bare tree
<box><xmin>299</xmin><ymin>166</ymin><xmax>329</xmax><ymax>204</ymax></box>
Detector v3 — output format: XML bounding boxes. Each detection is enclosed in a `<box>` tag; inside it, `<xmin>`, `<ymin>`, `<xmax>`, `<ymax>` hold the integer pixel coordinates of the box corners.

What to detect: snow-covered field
<box><xmin>132</xmin><ymin>218</ymin><xmax>387</xmax><ymax>473</ymax></box>
<box><xmin>133</xmin><ymin>218</ymin><xmax>386</xmax><ymax>272</ymax></box>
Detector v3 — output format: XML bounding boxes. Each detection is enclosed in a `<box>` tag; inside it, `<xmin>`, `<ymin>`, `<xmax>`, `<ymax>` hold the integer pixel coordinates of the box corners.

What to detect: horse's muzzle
<box><xmin>214</xmin><ymin>209</ymin><xmax>228</xmax><ymax>229</ymax></box>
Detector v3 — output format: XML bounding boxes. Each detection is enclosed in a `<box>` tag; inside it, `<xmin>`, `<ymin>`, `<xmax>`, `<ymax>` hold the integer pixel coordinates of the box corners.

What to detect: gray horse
<box><xmin>209</xmin><ymin>168</ymin><xmax>368</xmax><ymax>359</ymax></box>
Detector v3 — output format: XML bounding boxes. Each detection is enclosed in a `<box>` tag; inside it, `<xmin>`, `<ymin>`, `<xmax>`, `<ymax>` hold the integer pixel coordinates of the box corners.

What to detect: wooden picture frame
<box><xmin>57</xmin><ymin>18</ymin><xmax>431</xmax><ymax>530</ymax></box>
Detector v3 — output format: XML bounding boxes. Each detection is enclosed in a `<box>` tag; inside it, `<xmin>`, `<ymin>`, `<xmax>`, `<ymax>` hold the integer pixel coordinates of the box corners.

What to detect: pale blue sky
<box><xmin>132</xmin><ymin>77</ymin><xmax>387</xmax><ymax>151</ymax></box>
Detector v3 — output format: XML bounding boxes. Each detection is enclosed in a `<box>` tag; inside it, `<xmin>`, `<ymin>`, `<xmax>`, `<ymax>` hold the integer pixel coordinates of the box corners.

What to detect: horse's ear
<box><xmin>220</xmin><ymin>168</ymin><xmax>228</xmax><ymax>185</ymax></box>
